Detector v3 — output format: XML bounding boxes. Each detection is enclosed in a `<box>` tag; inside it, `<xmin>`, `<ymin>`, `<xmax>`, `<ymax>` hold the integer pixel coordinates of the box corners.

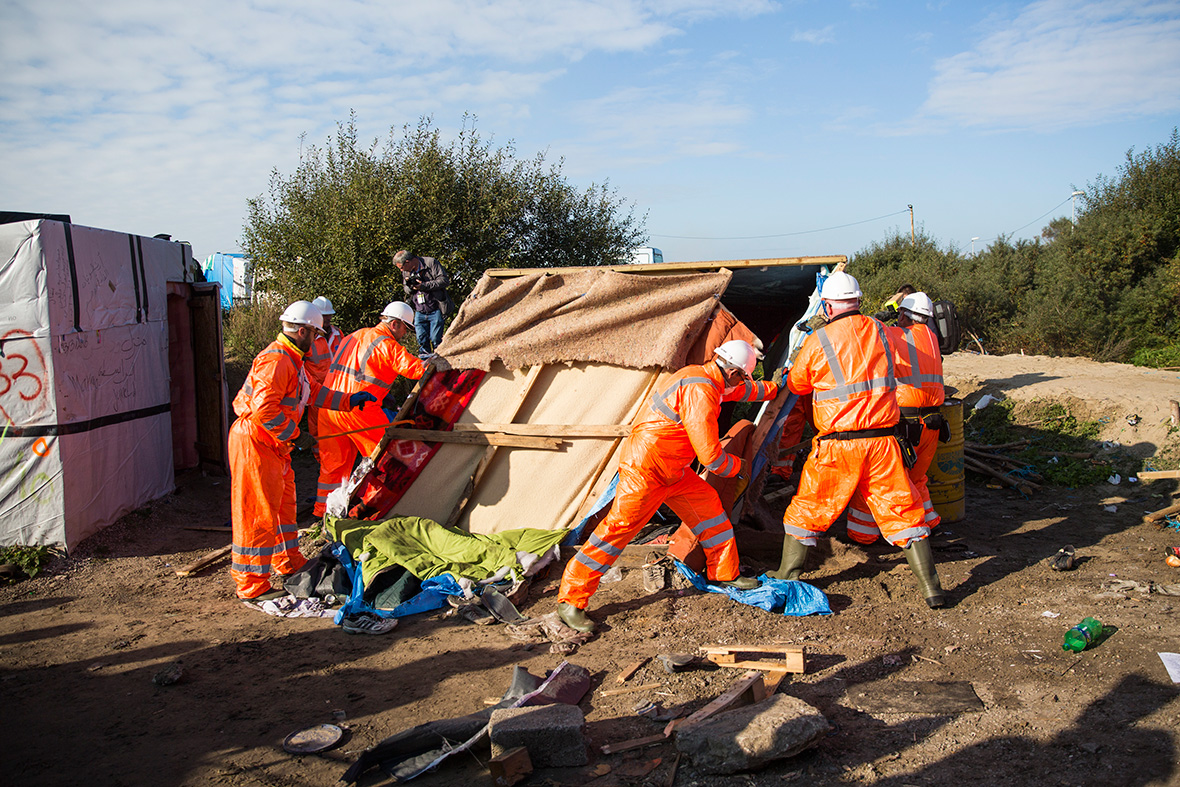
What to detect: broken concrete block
<box><xmin>674</xmin><ymin>693</ymin><xmax>828</xmax><ymax>775</ymax></box>
<box><xmin>489</xmin><ymin>704</ymin><xmax>587</xmax><ymax>767</ymax></box>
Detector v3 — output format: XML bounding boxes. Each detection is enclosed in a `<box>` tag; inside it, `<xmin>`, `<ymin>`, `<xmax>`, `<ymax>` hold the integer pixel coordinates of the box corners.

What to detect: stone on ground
<box><xmin>674</xmin><ymin>693</ymin><xmax>828</xmax><ymax>775</ymax></box>
<box><xmin>489</xmin><ymin>704</ymin><xmax>587</xmax><ymax>767</ymax></box>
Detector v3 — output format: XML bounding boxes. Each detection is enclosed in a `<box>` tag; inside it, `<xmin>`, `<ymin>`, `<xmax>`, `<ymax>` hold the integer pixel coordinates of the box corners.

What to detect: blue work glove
<box><xmin>349</xmin><ymin>391</ymin><xmax>377</xmax><ymax>411</ymax></box>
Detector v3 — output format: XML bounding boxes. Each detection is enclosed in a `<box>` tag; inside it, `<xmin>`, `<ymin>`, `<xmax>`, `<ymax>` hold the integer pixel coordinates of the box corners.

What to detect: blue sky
<box><xmin>3</xmin><ymin>0</ymin><xmax>1179</xmax><ymax>264</ymax></box>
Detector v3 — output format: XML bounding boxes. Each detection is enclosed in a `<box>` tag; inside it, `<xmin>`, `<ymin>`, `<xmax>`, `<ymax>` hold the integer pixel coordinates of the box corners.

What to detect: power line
<box><xmin>1004</xmin><ymin>195</ymin><xmax>1074</xmax><ymax>236</ymax></box>
<box><xmin>650</xmin><ymin>208</ymin><xmax>911</xmax><ymax>241</ymax></box>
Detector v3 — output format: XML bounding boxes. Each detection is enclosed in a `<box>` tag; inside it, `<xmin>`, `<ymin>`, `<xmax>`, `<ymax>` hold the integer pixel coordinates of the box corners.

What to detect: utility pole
<box><xmin>908</xmin><ymin>204</ymin><xmax>915</xmax><ymax>247</ymax></box>
<box><xmin>1071</xmin><ymin>191</ymin><xmax>1084</xmax><ymax>223</ymax></box>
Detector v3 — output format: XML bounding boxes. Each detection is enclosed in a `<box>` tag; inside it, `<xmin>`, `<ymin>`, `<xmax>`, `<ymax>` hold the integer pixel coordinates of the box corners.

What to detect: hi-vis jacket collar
<box><xmin>276</xmin><ymin>332</ymin><xmax>307</xmax><ymax>358</ymax></box>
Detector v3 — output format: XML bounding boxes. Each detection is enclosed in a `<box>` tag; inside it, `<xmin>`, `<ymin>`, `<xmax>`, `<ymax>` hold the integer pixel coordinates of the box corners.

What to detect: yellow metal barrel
<box><xmin>928</xmin><ymin>398</ymin><xmax>965</xmax><ymax>523</ymax></box>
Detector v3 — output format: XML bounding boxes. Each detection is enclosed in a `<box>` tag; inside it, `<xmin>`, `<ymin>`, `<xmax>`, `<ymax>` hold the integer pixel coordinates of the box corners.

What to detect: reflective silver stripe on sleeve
<box><xmin>704</xmin><ymin>453</ymin><xmax>731</xmax><ymax>473</ymax></box>
<box><xmin>241</xmin><ymin>383</ymin><xmax>254</xmax><ymax>396</ymax></box>
<box><xmin>275</xmin><ymin>420</ymin><xmax>297</xmax><ymax>441</ymax></box>
<box><xmin>263</xmin><ymin>414</ymin><xmax>287</xmax><ymax>431</ymax></box>
<box><xmin>575</xmin><ymin>550</ymin><xmax>611</xmax><ymax>574</ymax></box>
<box><xmin>279</xmin><ymin>396</ymin><xmax>300</xmax><ymax>406</ymax></box>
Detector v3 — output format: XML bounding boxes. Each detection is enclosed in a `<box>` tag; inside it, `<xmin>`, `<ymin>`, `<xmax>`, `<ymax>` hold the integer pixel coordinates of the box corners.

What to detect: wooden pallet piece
<box><xmin>599</xmin><ymin>733</ymin><xmax>670</xmax><ymax>756</ymax></box>
<box><xmin>175</xmin><ymin>545</ymin><xmax>232</xmax><ymax>577</ymax></box>
<box><xmin>665</xmin><ymin>671</ymin><xmax>766</xmax><ymax>736</ymax></box>
<box><xmin>701</xmin><ymin>644</ymin><xmax>805</xmax><ymax>674</ymax></box>
<box><xmin>598</xmin><ymin>682</ymin><xmax>664</xmax><ymax>697</ymax></box>
<box><xmin>616</xmin><ymin>657</ymin><xmax>650</xmax><ymax>683</ymax></box>
<box><xmin>449</xmin><ymin>423</ymin><xmax>630</xmax><ymax>438</ymax></box>
<box><xmin>489</xmin><ymin>746</ymin><xmax>532</xmax><ymax>787</ymax></box>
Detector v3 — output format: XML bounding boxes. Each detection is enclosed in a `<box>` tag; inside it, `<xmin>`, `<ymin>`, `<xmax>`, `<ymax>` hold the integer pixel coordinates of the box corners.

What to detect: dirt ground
<box><xmin>2</xmin><ymin>353</ymin><xmax>1179</xmax><ymax>786</ymax></box>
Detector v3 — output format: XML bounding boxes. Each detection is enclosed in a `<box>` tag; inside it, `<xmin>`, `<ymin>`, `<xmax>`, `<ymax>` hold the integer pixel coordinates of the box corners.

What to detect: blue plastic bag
<box><xmin>671</xmin><ymin>560</ymin><xmax>831</xmax><ymax>616</ymax></box>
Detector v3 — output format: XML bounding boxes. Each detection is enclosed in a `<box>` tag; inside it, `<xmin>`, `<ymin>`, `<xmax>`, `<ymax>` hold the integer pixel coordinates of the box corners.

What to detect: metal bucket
<box><xmin>928</xmin><ymin>398</ymin><xmax>965</xmax><ymax>523</ymax></box>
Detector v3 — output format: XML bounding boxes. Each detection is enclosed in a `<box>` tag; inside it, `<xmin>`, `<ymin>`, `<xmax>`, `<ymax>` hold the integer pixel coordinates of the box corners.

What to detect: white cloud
<box><xmin>912</xmin><ymin>0</ymin><xmax>1180</xmax><ymax>132</ymax></box>
<box><xmin>0</xmin><ymin>0</ymin><xmax>777</xmax><ymax>254</ymax></box>
<box><xmin>791</xmin><ymin>25</ymin><xmax>835</xmax><ymax>45</ymax></box>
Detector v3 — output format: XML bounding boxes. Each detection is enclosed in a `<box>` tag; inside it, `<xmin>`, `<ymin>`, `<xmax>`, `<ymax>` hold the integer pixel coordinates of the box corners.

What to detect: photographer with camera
<box><xmin>392</xmin><ymin>250</ymin><xmax>455</xmax><ymax>357</ymax></box>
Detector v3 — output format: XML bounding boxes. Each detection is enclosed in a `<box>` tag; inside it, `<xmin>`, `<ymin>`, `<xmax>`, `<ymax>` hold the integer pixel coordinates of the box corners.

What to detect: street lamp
<box><xmin>971</xmin><ymin>237</ymin><xmax>980</xmax><ymax>255</ymax></box>
<box><xmin>1071</xmin><ymin>190</ymin><xmax>1084</xmax><ymax>223</ymax></box>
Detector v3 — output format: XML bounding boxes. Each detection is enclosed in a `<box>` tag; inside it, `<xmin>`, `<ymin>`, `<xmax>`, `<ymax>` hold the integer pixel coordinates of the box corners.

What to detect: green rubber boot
<box><xmin>902</xmin><ymin>539</ymin><xmax>946</xmax><ymax>608</ymax></box>
<box><xmin>717</xmin><ymin>575</ymin><xmax>761</xmax><ymax>591</ymax></box>
<box><xmin>766</xmin><ymin>537</ymin><xmax>810</xmax><ymax>581</ymax></box>
<box><xmin>558</xmin><ymin>601</ymin><xmax>596</xmax><ymax>633</ymax></box>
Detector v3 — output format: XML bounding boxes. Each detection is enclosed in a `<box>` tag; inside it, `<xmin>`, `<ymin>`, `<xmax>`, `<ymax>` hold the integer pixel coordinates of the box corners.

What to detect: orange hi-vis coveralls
<box><xmin>559</xmin><ymin>362</ymin><xmax>779</xmax><ymax>610</ymax></box>
<box><xmin>303</xmin><ymin>325</ymin><xmax>344</xmax><ymax>456</ymax></box>
<box><xmin>781</xmin><ymin>312</ymin><xmax>928</xmax><ymax>548</ymax></box>
<box><xmin>229</xmin><ymin>333</ymin><xmax>310</xmax><ymax>599</ymax></box>
<box><xmin>312</xmin><ymin>323</ymin><xmax>427</xmax><ymax>516</ymax></box>
<box><xmin>847</xmin><ymin>322</ymin><xmax>945</xmax><ymax>543</ymax></box>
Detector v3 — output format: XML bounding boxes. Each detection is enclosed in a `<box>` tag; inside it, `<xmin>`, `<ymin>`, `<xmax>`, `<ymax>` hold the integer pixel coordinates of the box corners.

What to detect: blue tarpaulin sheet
<box><xmin>672</xmin><ymin>560</ymin><xmax>832</xmax><ymax>616</ymax></box>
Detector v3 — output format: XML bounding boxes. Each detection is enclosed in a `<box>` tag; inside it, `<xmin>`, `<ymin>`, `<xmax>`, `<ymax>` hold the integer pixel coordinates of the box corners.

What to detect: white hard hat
<box><xmin>311</xmin><ymin>296</ymin><xmax>335</xmax><ymax>315</ymax></box>
<box><xmin>820</xmin><ymin>271</ymin><xmax>862</xmax><ymax>301</ymax></box>
<box><xmin>279</xmin><ymin>300</ymin><xmax>323</xmax><ymax>330</ymax></box>
<box><xmin>381</xmin><ymin>301</ymin><xmax>415</xmax><ymax>326</ymax></box>
<box><xmin>714</xmin><ymin>340</ymin><xmax>760</xmax><ymax>377</ymax></box>
<box><xmin>898</xmin><ymin>292</ymin><xmax>934</xmax><ymax>319</ymax></box>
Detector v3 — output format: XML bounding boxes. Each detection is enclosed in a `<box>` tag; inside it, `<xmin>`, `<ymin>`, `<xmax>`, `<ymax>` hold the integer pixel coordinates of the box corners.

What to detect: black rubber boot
<box><xmin>902</xmin><ymin>539</ymin><xmax>946</xmax><ymax>608</ymax></box>
<box><xmin>717</xmin><ymin>575</ymin><xmax>761</xmax><ymax>591</ymax></box>
<box><xmin>557</xmin><ymin>601</ymin><xmax>596</xmax><ymax>633</ymax></box>
<box><xmin>766</xmin><ymin>537</ymin><xmax>809</xmax><ymax>581</ymax></box>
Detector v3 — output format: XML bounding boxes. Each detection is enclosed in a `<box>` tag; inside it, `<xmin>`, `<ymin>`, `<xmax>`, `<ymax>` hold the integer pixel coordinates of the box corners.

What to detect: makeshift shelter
<box><xmin>327</xmin><ymin>256</ymin><xmax>844</xmax><ymax>536</ymax></box>
<box><xmin>0</xmin><ymin>218</ymin><xmax>229</xmax><ymax>550</ymax></box>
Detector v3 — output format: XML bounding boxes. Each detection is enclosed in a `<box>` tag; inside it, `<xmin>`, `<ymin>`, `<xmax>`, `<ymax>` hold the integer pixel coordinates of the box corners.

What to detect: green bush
<box><xmin>223</xmin><ymin>300</ymin><xmax>285</xmax><ymax>364</ymax></box>
<box><xmin>0</xmin><ymin>545</ymin><xmax>54</xmax><ymax>581</ymax></box>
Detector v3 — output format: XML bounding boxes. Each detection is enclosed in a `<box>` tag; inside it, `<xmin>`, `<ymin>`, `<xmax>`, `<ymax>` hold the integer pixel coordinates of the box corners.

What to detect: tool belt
<box><xmin>818</xmin><ymin>426</ymin><xmax>897</xmax><ymax>441</ymax></box>
<box><xmin>820</xmin><ymin>424</ymin><xmax>918</xmax><ymax>468</ymax></box>
<box><xmin>901</xmin><ymin>406</ymin><xmax>950</xmax><ymax>443</ymax></box>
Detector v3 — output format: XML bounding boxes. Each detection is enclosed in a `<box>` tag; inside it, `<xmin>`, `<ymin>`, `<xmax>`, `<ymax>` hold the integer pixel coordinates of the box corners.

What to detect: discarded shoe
<box><xmin>716</xmin><ymin>575</ymin><xmax>761</xmax><ymax>591</ymax></box>
<box><xmin>557</xmin><ymin>601</ymin><xmax>595</xmax><ymax>633</ymax></box>
<box><xmin>341</xmin><ymin>613</ymin><xmax>398</xmax><ymax>635</ymax></box>
<box><xmin>657</xmin><ymin>653</ymin><xmax>696</xmax><ymax>673</ymax></box>
<box><xmin>1049</xmin><ymin>545</ymin><xmax>1077</xmax><ymax>571</ymax></box>
<box><xmin>481</xmin><ymin>587</ymin><xmax>525</xmax><ymax>624</ymax></box>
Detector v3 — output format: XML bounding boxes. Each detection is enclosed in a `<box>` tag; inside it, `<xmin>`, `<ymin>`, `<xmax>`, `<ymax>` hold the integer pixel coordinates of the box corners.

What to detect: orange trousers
<box><xmin>559</xmin><ymin>466</ymin><xmax>741</xmax><ymax>610</ymax></box>
<box><xmin>313</xmin><ymin>405</ymin><xmax>390</xmax><ymax>516</ymax></box>
<box><xmin>846</xmin><ymin>426</ymin><xmax>941</xmax><ymax>544</ymax></box>
<box><xmin>781</xmin><ymin>435</ymin><xmax>928</xmax><ymax>548</ymax></box>
<box><xmin>229</xmin><ymin>419</ymin><xmax>306</xmax><ymax>599</ymax></box>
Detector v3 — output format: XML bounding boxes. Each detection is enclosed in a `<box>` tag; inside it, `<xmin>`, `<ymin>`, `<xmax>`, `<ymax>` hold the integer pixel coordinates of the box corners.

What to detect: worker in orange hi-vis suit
<box><xmin>303</xmin><ymin>296</ymin><xmax>345</xmax><ymax>459</ymax></box>
<box><xmin>770</xmin><ymin>272</ymin><xmax>945</xmax><ymax>608</ymax></box>
<box><xmin>846</xmin><ymin>292</ymin><xmax>945</xmax><ymax>545</ymax></box>
<box><xmin>229</xmin><ymin>301</ymin><xmax>322</xmax><ymax>601</ymax></box>
<box><xmin>557</xmin><ymin>340</ymin><xmax>778</xmax><ymax>633</ymax></box>
<box><xmin>312</xmin><ymin>301</ymin><xmax>427</xmax><ymax>517</ymax></box>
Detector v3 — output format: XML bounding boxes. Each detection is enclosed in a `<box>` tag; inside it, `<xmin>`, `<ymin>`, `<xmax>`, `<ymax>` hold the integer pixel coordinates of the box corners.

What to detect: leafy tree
<box><xmin>243</xmin><ymin>113</ymin><xmax>646</xmax><ymax>330</ymax></box>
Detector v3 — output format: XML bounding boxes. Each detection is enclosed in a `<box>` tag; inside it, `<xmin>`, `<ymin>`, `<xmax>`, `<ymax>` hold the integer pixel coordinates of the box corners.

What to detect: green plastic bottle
<box><xmin>1062</xmin><ymin>617</ymin><xmax>1103</xmax><ymax>652</ymax></box>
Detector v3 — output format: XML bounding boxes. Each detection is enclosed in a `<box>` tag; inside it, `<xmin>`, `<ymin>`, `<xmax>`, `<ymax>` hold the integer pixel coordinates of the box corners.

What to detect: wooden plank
<box><xmin>598</xmin><ymin>682</ymin><xmax>664</xmax><ymax>697</ymax></box>
<box><xmin>364</xmin><ymin>366</ymin><xmax>436</xmax><ymax>463</ymax></box>
<box><xmin>667</xmin><ymin>672</ymin><xmax>765</xmax><ymax>735</ymax></box>
<box><xmin>762</xmin><ymin>667</ymin><xmax>789</xmax><ymax>695</ymax></box>
<box><xmin>844</xmin><ymin>680</ymin><xmax>984</xmax><ymax>714</ymax></box>
<box><xmin>485</xmin><ymin>256</ymin><xmax>847</xmax><ymax>278</ymax></box>
<box><xmin>616</xmin><ymin>657</ymin><xmax>650</xmax><ymax>683</ymax></box>
<box><xmin>700</xmin><ymin>645</ymin><xmax>805</xmax><ymax>673</ymax></box>
<box><xmin>701</xmin><ymin>644</ymin><xmax>804</xmax><ymax>655</ymax></box>
<box><xmin>175</xmin><ymin>545</ymin><xmax>232</xmax><ymax>577</ymax></box>
<box><xmin>383</xmin><ymin>428</ymin><xmax>559</xmax><ymax>449</ymax></box>
<box><xmin>600</xmin><ymin>734</ymin><xmax>670</xmax><ymax>756</ymax></box>
<box><xmin>1145</xmin><ymin>502</ymin><xmax>1180</xmax><ymax>523</ymax></box>
<box><xmin>1138</xmin><ymin>470</ymin><xmax>1180</xmax><ymax>480</ymax></box>
<box><xmin>449</xmin><ymin>423</ymin><xmax>630</xmax><ymax>438</ymax></box>
<box><xmin>489</xmin><ymin>746</ymin><xmax>532</xmax><ymax>787</ymax></box>
<box><xmin>711</xmin><ymin>659</ymin><xmax>804</xmax><ymax>674</ymax></box>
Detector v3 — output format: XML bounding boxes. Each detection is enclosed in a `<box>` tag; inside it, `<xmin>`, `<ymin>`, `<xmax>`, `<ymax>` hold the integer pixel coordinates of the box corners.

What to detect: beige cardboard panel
<box><xmin>463</xmin><ymin>363</ymin><xmax>656</xmax><ymax>534</ymax></box>
<box><xmin>387</xmin><ymin>362</ymin><xmax>520</xmax><ymax>524</ymax></box>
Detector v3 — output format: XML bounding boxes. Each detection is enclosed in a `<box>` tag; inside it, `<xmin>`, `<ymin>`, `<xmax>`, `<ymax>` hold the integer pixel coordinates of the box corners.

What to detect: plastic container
<box><xmin>1062</xmin><ymin>617</ymin><xmax>1103</xmax><ymax>652</ymax></box>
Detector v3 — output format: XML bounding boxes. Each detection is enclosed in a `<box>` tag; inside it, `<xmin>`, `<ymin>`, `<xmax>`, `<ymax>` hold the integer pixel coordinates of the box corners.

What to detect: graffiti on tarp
<box><xmin>0</xmin><ymin>329</ymin><xmax>49</xmax><ymax>425</ymax></box>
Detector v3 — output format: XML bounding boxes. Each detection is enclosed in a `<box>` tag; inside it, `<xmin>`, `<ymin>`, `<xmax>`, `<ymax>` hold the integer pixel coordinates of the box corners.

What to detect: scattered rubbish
<box><xmin>974</xmin><ymin>394</ymin><xmax>998</xmax><ymax>411</ymax></box>
<box><xmin>283</xmin><ymin>723</ymin><xmax>344</xmax><ymax>754</ymax></box>
<box><xmin>1167</xmin><ymin>555</ymin><xmax>1180</xmax><ymax>568</ymax></box>
<box><xmin>1048</xmin><ymin>456</ymin><xmax>1059</xmax><ymax>464</ymax></box>
<box><xmin>944</xmin><ymin>645</ymin><xmax>960</xmax><ymax>654</ymax></box>
<box><xmin>152</xmin><ymin>663</ymin><xmax>184</xmax><ymax>686</ymax></box>
<box><xmin>633</xmin><ymin>700</ymin><xmax>658</xmax><ymax>717</ymax></box>
<box><xmin>481</xmin><ymin>587</ymin><xmax>526</xmax><ymax>624</ymax></box>
<box><xmin>1126</xmin><ymin>414</ymin><xmax>1140</xmax><ymax>426</ymax></box>
<box><xmin>1041</xmin><ymin>611</ymin><xmax>1060</xmax><ymax>618</ymax></box>
<box><xmin>599</xmin><ymin>565</ymin><xmax>625</xmax><ymax>584</ymax></box>
<box><xmin>504</xmin><ymin>612</ymin><xmax>593</xmax><ymax>654</ymax></box>
<box><xmin>1158</xmin><ymin>653</ymin><xmax>1180</xmax><ymax>684</ymax></box>
<box><xmin>1049</xmin><ymin>545</ymin><xmax>1076</xmax><ymax>571</ymax></box>
<box><xmin>1107</xmin><ymin>474</ymin><xmax>1122</xmax><ymax>486</ymax></box>
<box><xmin>245</xmin><ymin>596</ymin><xmax>335</xmax><ymax>619</ymax></box>
<box><xmin>657</xmin><ymin>653</ymin><xmax>698</xmax><ymax>674</ymax></box>
<box><xmin>1104</xmin><ymin>504</ymin><xmax>1118</xmax><ymax>513</ymax></box>
<box><xmin>1062</xmin><ymin>617</ymin><xmax>1103</xmax><ymax>653</ymax></box>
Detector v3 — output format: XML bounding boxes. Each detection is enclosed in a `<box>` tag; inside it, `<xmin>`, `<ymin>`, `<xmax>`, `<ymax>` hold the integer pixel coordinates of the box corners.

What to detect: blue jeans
<box><xmin>415</xmin><ymin>309</ymin><xmax>445</xmax><ymax>354</ymax></box>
